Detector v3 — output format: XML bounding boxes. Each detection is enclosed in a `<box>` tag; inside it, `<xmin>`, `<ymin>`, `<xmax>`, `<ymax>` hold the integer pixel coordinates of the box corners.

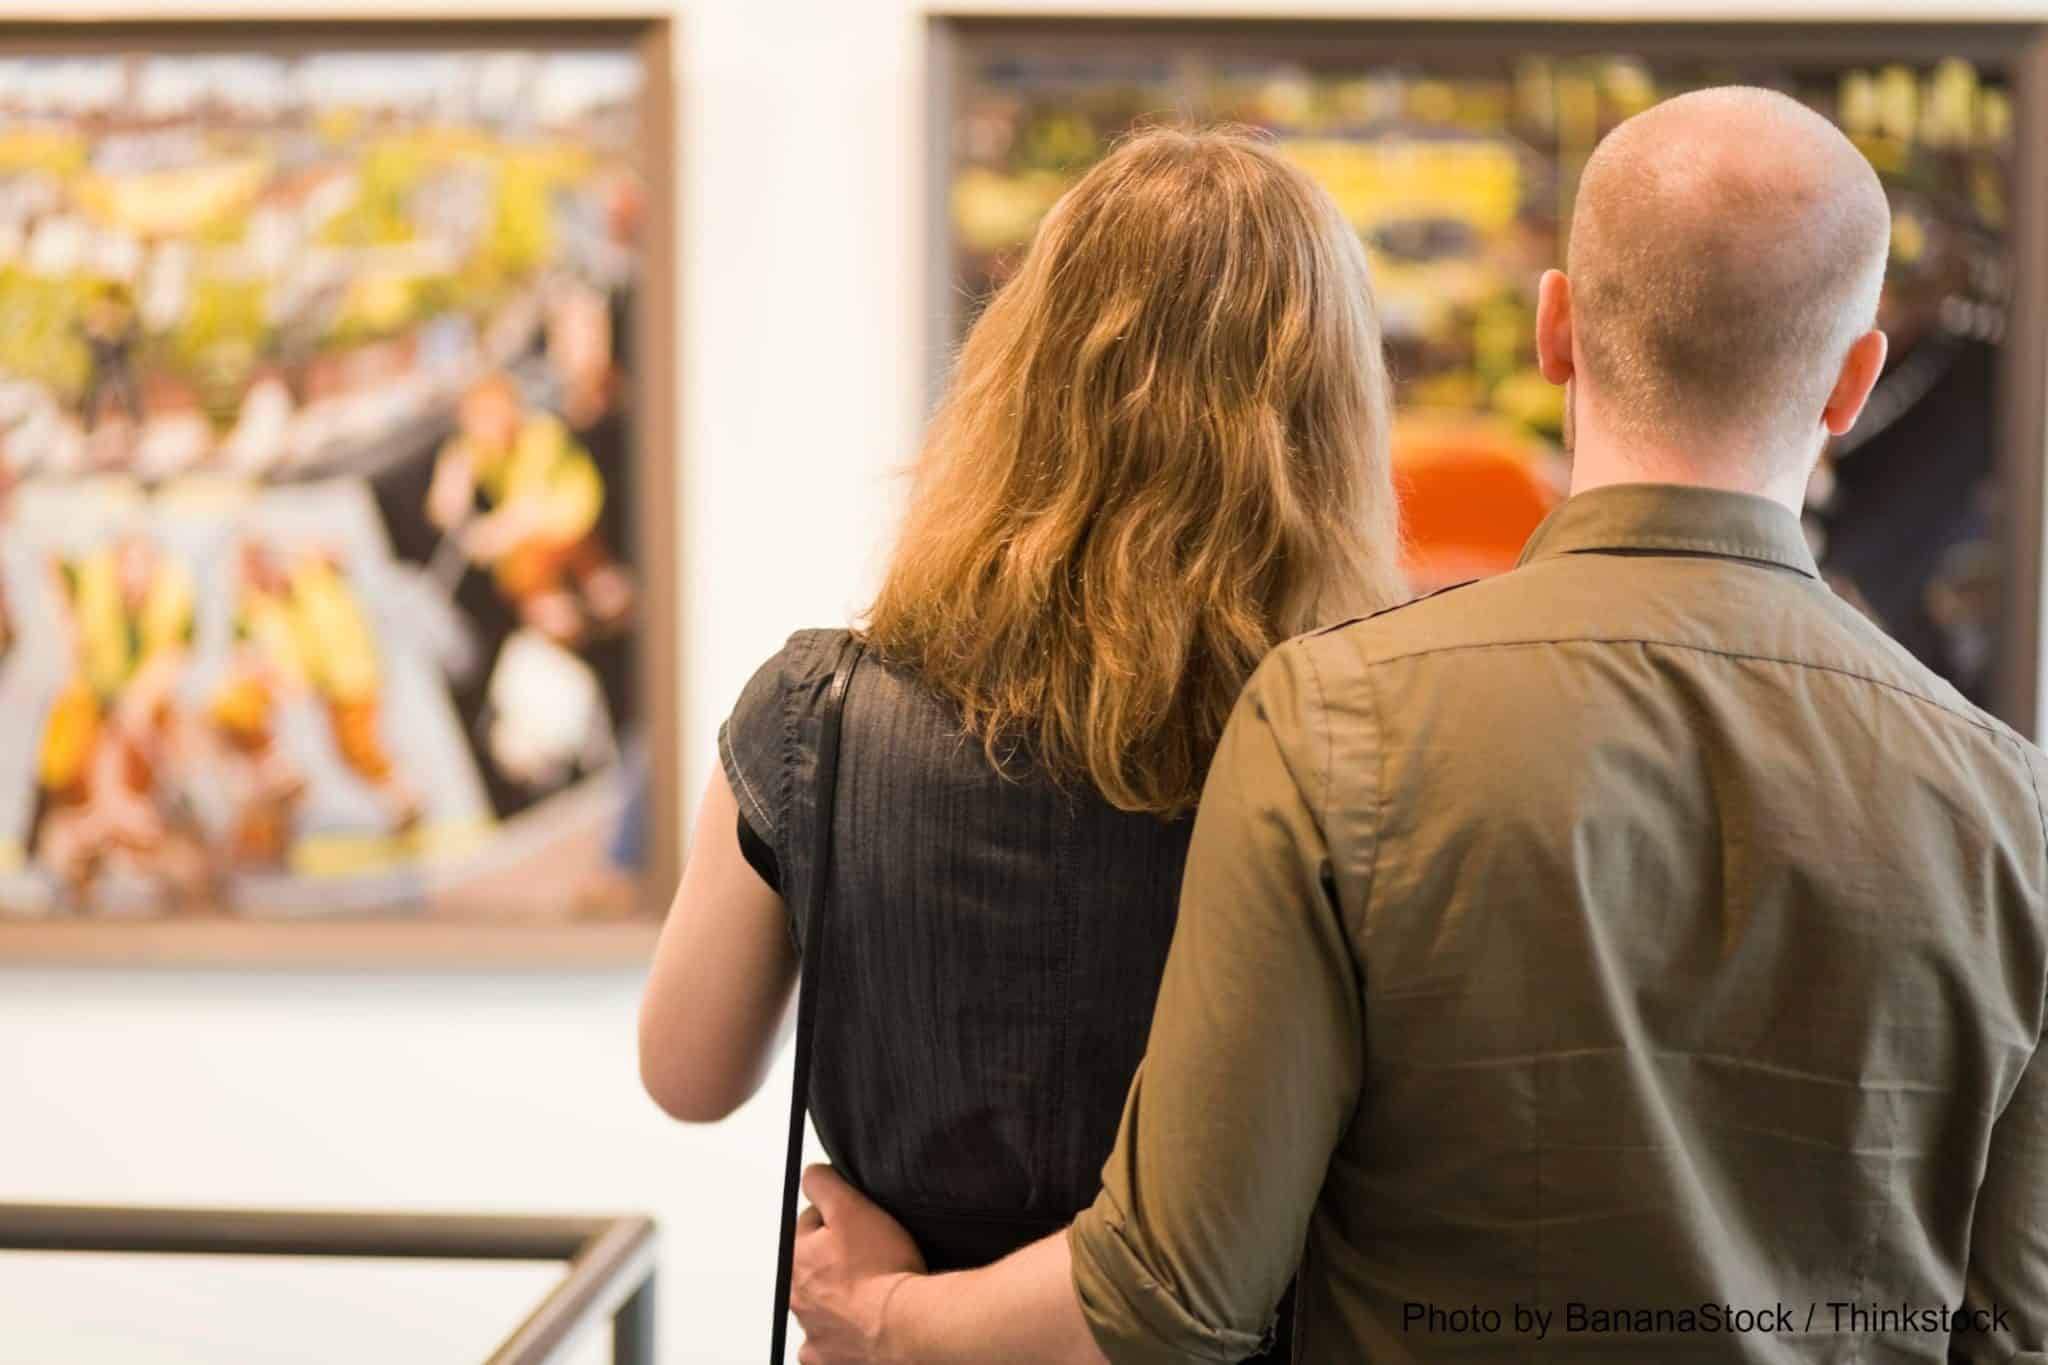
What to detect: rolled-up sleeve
<box><xmin>1069</xmin><ymin>638</ymin><xmax>1368</xmax><ymax>1363</ymax></box>
<box><xmin>1957</xmin><ymin>1018</ymin><xmax>2048</xmax><ymax>1363</ymax></box>
<box><xmin>1957</xmin><ymin>752</ymin><xmax>2048</xmax><ymax>1363</ymax></box>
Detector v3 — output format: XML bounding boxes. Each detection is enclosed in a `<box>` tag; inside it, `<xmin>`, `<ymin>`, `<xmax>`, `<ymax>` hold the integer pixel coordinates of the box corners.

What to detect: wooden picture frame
<box><xmin>0</xmin><ymin>15</ymin><xmax>678</xmax><ymax>963</ymax></box>
<box><xmin>928</xmin><ymin>14</ymin><xmax>2048</xmax><ymax>736</ymax></box>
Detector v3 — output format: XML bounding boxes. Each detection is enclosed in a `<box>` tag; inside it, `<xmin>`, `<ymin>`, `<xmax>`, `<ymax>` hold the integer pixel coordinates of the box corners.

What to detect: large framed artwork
<box><xmin>0</xmin><ymin>19</ymin><xmax>678</xmax><ymax>961</ymax></box>
<box><xmin>930</xmin><ymin>18</ymin><xmax>2048</xmax><ymax>733</ymax></box>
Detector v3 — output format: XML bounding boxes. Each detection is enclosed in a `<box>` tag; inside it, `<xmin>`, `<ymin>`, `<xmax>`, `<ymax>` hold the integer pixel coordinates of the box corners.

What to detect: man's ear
<box><xmin>1822</xmin><ymin>328</ymin><xmax>1889</xmax><ymax>436</ymax></box>
<box><xmin>1536</xmin><ymin>269</ymin><xmax>1574</xmax><ymax>386</ymax></box>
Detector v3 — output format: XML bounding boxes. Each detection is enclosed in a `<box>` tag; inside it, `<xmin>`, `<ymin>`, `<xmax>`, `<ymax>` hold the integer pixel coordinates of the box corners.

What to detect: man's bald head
<box><xmin>1565</xmin><ymin>86</ymin><xmax>1890</xmax><ymax>473</ymax></box>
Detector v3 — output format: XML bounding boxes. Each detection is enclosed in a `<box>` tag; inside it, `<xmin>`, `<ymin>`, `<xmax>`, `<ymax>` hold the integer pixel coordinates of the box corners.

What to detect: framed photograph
<box><xmin>929</xmin><ymin>17</ymin><xmax>2048</xmax><ymax>733</ymax></box>
<box><xmin>0</xmin><ymin>17</ymin><xmax>677</xmax><ymax>962</ymax></box>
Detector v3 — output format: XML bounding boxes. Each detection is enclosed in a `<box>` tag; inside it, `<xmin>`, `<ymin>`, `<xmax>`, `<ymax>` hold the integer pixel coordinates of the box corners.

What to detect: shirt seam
<box><xmin>1536</xmin><ymin>536</ymin><xmax>1815</xmax><ymax>573</ymax></box>
<box><xmin>1298</xmin><ymin>641</ymin><xmax>1373</xmax><ymax>974</ymax></box>
<box><xmin>779</xmin><ymin>628</ymin><xmax>836</xmax><ymax>952</ymax></box>
<box><xmin>1333</xmin><ymin>640</ymin><xmax>1381</xmax><ymax>1132</ymax></box>
<box><xmin>1296</xmin><ymin>640</ymin><xmax>1334</xmax><ymax>821</ymax></box>
<box><xmin>777</xmin><ymin>635</ymin><xmax>801</xmax><ymax>951</ymax></box>
<box><xmin>1367</xmin><ymin>636</ymin><xmax>1998</xmax><ymax>735</ymax></box>
<box><xmin>1363</xmin><ymin>661</ymin><xmax>1381</xmax><ymax>929</ymax></box>
<box><xmin>718</xmin><ymin>722</ymin><xmax>774</xmax><ymax>838</ymax></box>
<box><xmin>2013</xmin><ymin>735</ymin><xmax>2048</xmax><ymax>1055</ymax></box>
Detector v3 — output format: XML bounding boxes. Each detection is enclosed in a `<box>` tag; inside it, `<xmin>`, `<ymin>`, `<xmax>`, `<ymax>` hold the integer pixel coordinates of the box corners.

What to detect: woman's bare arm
<box><xmin>637</xmin><ymin>767</ymin><xmax>797</xmax><ymax>1121</ymax></box>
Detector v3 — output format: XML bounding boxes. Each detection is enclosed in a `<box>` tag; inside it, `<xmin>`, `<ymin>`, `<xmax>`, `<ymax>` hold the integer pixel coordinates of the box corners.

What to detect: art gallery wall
<box><xmin>1</xmin><ymin>0</ymin><xmax>2045</xmax><ymax>1361</ymax></box>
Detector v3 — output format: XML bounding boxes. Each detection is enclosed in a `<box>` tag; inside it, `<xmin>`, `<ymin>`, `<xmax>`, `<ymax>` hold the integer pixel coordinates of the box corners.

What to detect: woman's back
<box><xmin>723</xmin><ymin>628</ymin><xmax>1191</xmax><ymax>1267</ymax></box>
<box><xmin>642</xmin><ymin>128</ymin><xmax>1396</xmax><ymax>1361</ymax></box>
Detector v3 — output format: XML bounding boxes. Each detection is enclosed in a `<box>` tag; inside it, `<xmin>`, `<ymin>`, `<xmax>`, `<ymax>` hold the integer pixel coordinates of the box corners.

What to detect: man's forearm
<box><xmin>881</xmin><ymin>1232</ymin><xmax>1107</xmax><ymax>1365</ymax></box>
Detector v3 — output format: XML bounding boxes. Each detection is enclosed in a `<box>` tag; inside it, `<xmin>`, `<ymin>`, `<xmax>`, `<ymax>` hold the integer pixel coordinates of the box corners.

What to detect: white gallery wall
<box><xmin>1</xmin><ymin>0</ymin><xmax>2046</xmax><ymax>1361</ymax></box>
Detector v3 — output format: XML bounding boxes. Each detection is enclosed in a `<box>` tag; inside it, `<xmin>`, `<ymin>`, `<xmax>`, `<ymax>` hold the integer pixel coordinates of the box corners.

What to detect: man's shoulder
<box><xmin>1293</xmin><ymin>565</ymin><xmax>1557</xmax><ymax>667</ymax></box>
<box><xmin>1302</xmin><ymin>579</ymin><xmax>1482</xmax><ymax>641</ymax></box>
<box><xmin>1289</xmin><ymin>560</ymin><xmax>2043</xmax><ymax>763</ymax></box>
<box><xmin>1812</xmin><ymin>590</ymin><xmax>2042</xmax><ymax>755</ymax></box>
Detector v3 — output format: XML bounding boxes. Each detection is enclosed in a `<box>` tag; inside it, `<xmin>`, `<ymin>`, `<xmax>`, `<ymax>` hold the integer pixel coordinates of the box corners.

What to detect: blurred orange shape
<box><xmin>1394</xmin><ymin>416</ymin><xmax>1562</xmax><ymax>589</ymax></box>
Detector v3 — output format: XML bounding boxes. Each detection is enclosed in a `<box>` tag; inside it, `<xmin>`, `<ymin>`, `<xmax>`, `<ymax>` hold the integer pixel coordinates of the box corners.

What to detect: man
<box><xmin>790</xmin><ymin>88</ymin><xmax>2048</xmax><ymax>1363</ymax></box>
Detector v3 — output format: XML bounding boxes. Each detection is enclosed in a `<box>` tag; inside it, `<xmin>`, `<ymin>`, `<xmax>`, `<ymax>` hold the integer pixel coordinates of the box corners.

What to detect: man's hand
<box><xmin>791</xmin><ymin>1164</ymin><xmax>925</xmax><ymax>1365</ymax></box>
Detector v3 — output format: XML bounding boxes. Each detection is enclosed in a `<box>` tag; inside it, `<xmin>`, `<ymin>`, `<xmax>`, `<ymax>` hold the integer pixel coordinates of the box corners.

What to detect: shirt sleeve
<box><xmin>715</xmin><ymin>628</ymin><xmax>841</xmax><ymax>946</ymax></box>
<box><xmin>1957</xmin><ymin>1023</ymin><xmax>2048</xmax><ymax>1363</ymax></box>
<box><xmin>1068</xmin><ymin>638</ymin><xmax>1368</xmax><ymax>1364</ymax></box>
<box><xmin>1956</xmin><ymin>746</ymin><xmax>2048</xmax><ymax>1363</ymax></box>
<box><xmin>717</xmin><ymin>644</ymin><xmax>792</xmax><ymax>866</ymax></box>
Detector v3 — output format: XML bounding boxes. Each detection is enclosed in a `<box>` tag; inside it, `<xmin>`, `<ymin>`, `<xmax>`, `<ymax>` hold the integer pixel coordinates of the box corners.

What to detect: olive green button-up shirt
<box><xmin>1070</xmin><ymin>483</ymin><xmax>2048</xmax><ymax>1364</ymax></box>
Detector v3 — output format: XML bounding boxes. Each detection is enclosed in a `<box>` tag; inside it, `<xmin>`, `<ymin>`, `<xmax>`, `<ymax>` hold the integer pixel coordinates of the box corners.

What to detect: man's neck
<box><xmin>1567</xmin><ymin>434</ymin><xmax>1811</xmax><ymax>517</ymax></box>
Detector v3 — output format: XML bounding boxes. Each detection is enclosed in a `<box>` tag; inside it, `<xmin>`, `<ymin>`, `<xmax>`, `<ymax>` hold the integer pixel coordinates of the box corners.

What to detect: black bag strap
<box><xmin>770</xmin><ymin>634</ymin><xmax>864</xmax><ymax>1362</ymax></box>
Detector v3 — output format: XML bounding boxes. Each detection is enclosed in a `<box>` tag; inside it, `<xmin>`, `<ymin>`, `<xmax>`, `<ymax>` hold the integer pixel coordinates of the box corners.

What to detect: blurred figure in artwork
<box><xmin>220</xmin><ymin>367</ymin><xmax>297</xmax><ymax>479</ymax></box>
<box><xmin>78</xmin><ymin>281</ymin><xmax>142</xmax><ymax>433</ymax></box>
<box><xmin>205</xmin><ymin>541</ymin><xmax>311</xmax><ymax>867</ymax></box>
<box><xmin>544</xmin><ymin>274</ymin><xmax>619</xmax><ymax>431</ymax></box>
<box><xmin>212</xmin><ymin>540</ymin><xmax>421</xmax><ymax>838</ymax></box>
<box><xmin>480</xmin><ymin>626</ymin><xmax>618</xmax><ymax>793</ymax></box>
<box><xmin>34</xmin><ymin>536</ymin><xmax>214</xmax><ymax>914</ymax></box>
<box><xmin>425</xmin><ymin>372</ymin><xmax>633</xmax><ymax>647</ymax></box>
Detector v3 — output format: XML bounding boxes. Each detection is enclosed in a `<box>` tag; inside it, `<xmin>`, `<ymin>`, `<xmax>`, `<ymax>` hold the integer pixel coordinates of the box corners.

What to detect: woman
<box><xmin>639</xmin><ymin>126</ymin><xmax>1402</xmax><ymax>1355</ymax></box>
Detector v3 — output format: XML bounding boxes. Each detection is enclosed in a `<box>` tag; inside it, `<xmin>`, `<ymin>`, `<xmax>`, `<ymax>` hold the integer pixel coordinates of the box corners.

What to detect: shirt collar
<box><xmin>1515</xmin><ymin>482</ymin><xmax>1820</xmax><ymax>579</ymax></box>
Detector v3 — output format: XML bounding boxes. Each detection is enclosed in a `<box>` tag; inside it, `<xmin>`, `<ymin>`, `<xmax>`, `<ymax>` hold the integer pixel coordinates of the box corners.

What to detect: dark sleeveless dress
<box><xmin>720</xmin><ymin>628</ymin><xmax>1293</xmax><ymax>1362</ymax></box>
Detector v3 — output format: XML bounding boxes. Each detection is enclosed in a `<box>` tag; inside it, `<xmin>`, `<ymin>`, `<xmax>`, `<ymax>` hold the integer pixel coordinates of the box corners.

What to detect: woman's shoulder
<box><xmin>770</xmin><ymin>626</ymin><xmax>855</xmax><ymax>680</ymax></box>
<box><xmin>720</xmin><ymin>628</ymin><xmax>854</xmax><ymax>839</ymax></box>
<box><xmin>726</xmin><ymin>627</ymin><xmax>857</xmax><ymax>732</ymax></box>
<box><xmin>760</xmin><ymin>628</ymin><xmax>948</xmax><ymax>715</ymax></box>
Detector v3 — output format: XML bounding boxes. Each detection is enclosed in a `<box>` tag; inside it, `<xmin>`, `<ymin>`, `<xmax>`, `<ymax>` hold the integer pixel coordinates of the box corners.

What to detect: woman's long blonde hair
<box><xmin>865</xmin><ymin>126</ymin><xmax>1403</xmax><ymax>816</ymax></box>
